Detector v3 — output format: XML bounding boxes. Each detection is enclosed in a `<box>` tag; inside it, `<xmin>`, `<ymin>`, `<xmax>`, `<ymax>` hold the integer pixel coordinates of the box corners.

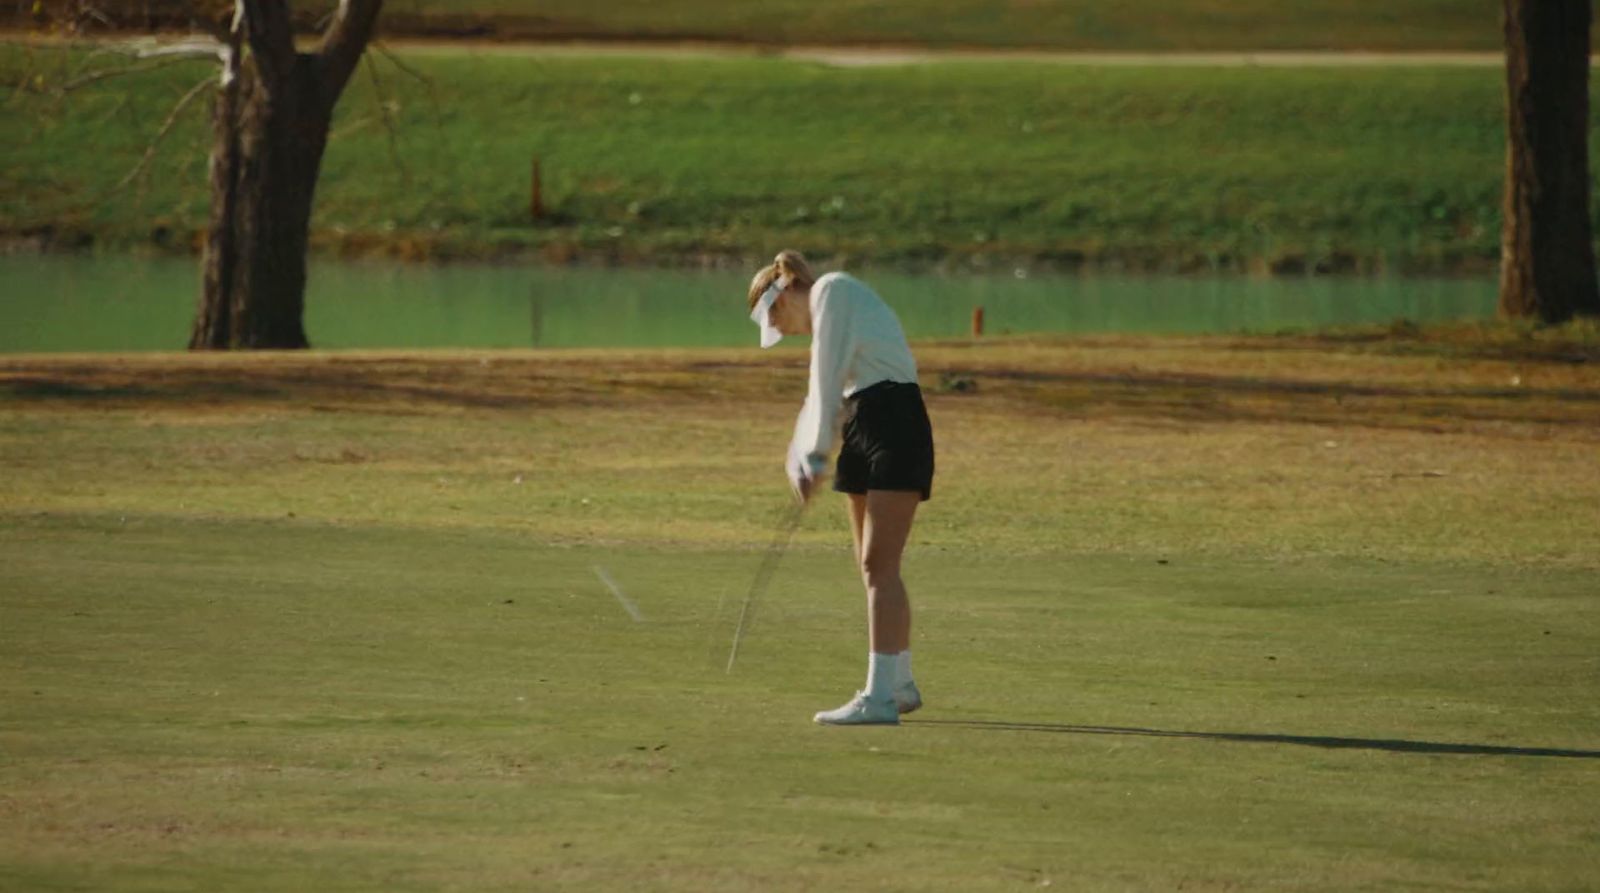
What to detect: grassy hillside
<box><xmin>4</xmin><ymin>45</ymin><xmax>1591</xmax><ymax>272</ymax></box>
<box><xmin>383</xmin><ymin>0</ymin><xmax>1511</xmax><ymax>50</ymax></box>
<box><xmin>13</xmin><ymin>1</ymin><xmax>1518</xmax><ymax>51</ymax></box>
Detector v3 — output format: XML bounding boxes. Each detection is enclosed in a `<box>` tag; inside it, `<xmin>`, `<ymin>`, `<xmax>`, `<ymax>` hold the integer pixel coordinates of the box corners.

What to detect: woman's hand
<box><xmin>786</xmin><ymin>443</ymin><xmax>819</xmax><ymax>504</ymax></box>
<box><xmin>792</xmin><ymin>472</ymin><xmax>815</xmax><ymax>504</ymax></box>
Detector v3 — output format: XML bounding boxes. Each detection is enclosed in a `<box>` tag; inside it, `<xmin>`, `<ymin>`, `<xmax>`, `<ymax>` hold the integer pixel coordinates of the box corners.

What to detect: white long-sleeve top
<box><xmin>790</xmin><ymin>272</ymin><xmax>919</xmax><ymax>476</ymax></box>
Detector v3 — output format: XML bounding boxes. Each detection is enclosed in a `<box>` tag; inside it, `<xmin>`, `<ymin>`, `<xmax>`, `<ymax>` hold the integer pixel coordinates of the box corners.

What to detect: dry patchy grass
<box><xmin>2</xmin><ymin>327</ymin><xmax>1596</xmax><ymax>566</ymax></box>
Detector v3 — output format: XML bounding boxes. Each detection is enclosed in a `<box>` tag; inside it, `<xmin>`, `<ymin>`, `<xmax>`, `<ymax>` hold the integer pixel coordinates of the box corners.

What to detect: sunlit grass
<box><xmin>3</xmin><ymin>332</ymin><xmax>1600</xmax><ymax>889</ymax></box>
<box><xmin>3</xmin><ymin>331</ymin><xmax>1598</xmax><ymax>889</ymax></box>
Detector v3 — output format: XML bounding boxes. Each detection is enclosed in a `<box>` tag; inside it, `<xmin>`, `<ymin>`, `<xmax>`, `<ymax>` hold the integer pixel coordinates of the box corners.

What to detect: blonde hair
<box><xmin>746</xmin><ymin>249</ymin><xmax>817</xmax><ymax>311</ymax></box>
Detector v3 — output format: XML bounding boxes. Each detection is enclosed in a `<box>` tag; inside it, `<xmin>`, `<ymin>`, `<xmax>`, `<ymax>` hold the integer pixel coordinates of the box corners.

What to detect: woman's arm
<box><xmin>790</xmin><ymin>280</ymin><xmax>853</xmax><ymax>480</ymax></box>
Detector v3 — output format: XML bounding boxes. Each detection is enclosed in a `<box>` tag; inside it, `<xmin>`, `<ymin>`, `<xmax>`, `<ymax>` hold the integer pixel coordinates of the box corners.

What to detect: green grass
<box><xmin>40</xmin><ymin>0</ymin><xmax>1526</xmax><ymax>52</ymax></box>
<box><xmin>4</xmin><ymin>519</ymin><xmax>1597</xmax><ymax>891</ymax></box>
<box><xmin>5</xmin><ymin>45</ymin><xmax>1590</xmax><ymax>272</ymax></box>
<box><xmin>2</xmin><ymin>334</ymin><xmax>1599</xmax><ymax>889</ymax></box>
<box><xmin>375</xmin><ymin>0</ymin><xmax>1511</xmax><ymax>51</ymax></box>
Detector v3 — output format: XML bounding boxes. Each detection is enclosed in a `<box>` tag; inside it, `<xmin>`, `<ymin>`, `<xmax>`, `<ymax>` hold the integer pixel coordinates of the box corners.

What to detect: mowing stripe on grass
<box><xmin>593</xmin><ymin>564</ymin><xmax>646</xmax><ymax>622</ymax></box>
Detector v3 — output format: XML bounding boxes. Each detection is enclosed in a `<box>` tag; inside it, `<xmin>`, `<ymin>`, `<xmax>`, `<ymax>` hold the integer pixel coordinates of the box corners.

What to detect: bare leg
<box><xmin>846</xmin><ymin>493</ymin><xmax>867</xmax><ymax>572</ymax></box>
<box><xmin>859</xmin><ymin>490</ymin><xmax>920</xmax><ymax>654</ymax></box>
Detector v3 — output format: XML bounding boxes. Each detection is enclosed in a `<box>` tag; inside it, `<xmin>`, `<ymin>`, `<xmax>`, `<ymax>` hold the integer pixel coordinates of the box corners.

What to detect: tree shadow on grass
<box><xmin>5</xmin><ymin>355</ymin><xmax>1597</xmax><ymax>433</ymax></box>
<box><xmin>905</xmin><ymin>719</ymin><xmax>1600</xmax><ymax>759</ymax></box>
<box><xmin>936</xmin><ymin>366</ymin><xmax>1600</xmax><ymax>433</ymax></box>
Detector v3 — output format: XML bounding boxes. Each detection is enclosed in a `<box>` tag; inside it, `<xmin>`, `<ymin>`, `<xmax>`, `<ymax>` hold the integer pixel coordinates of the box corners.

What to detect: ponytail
<box><xmin>747</xmin><ymin>249</ymin><xmax>818</xmax><ymax>310</ymax></box>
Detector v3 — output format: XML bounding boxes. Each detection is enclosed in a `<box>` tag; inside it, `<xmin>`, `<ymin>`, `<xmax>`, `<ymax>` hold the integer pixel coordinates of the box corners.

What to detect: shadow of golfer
<box><xmin>903</xmin><ymin>719</ymin><xmax>1600</xmax><ymax>759</ymax></box>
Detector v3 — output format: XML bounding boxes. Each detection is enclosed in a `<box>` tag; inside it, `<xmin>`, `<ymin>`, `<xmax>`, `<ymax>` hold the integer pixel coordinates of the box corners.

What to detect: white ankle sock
<box><xmin>865</xmin><ymin>652</ymin><xmax>897</xmax><ymax>701</ymax></box>
<box><xmin>895</xmin><ymin>650</ymin><xmax>913</xmax><ymax>687</ymax></box>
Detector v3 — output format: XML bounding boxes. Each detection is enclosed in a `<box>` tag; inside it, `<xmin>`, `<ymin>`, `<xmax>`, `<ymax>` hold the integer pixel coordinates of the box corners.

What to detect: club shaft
<box><xmin>726</xmin><ymin>502</ymin><xmax>805</xmax><ymax>673</ymax></box>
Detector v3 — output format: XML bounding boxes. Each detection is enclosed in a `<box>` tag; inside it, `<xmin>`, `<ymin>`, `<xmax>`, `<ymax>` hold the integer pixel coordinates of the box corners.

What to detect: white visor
<box><xmin>749</xmin><ymin>276</ymin><xmax>790</xmax><ymax>349</ymax></box>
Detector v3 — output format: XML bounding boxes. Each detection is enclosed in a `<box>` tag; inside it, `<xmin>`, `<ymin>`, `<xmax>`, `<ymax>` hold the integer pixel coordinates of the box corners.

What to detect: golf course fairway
<box><xmin>3</xmin><ymin>330</ymin><xmax>1597</xmax><ymax>890</ymax></box>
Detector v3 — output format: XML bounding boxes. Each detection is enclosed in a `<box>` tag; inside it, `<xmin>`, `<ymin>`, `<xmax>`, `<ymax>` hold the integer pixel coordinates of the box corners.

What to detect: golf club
<box><xmin>725</xmin><ymin>499</ymin><xmax>807</xmax><ymax>673</ymax></box>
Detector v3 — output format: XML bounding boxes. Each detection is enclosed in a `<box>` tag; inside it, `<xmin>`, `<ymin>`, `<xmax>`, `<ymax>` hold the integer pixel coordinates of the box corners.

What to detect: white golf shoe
<box><xmin>813</xmin><ymin>691</ymin><xmax>899</xmax><ymax>726</ymax></box>
<box><xmin>894</xmin><ymin>680</ymin><xmax>923</xmax><ymax>715</ymax></box>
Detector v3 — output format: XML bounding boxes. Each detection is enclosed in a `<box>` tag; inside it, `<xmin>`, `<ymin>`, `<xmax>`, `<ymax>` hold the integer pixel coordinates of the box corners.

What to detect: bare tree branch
<box><xmin>0</xmin><ymin>34</ymin><xmax>228</xmax><ymax>94</ymax></box>
<box><xmin>370</xmin><ymin>40</ymin><xmax>431</xmax><ymax>88</ymax></box>
<box><xmin>4</xmin><ymin>42</ymin><xmax>43</xmax><ymax>103</ymax></box>
<box><xmin>319</xmin><ymin>0</ymin><xmax>385</xmax><ymax>98</ymax></box>
<box><xmin>54</xmin><ymin>54</ymin><xmax>212</xmax><ymax>93</ymax></box>
<box><xmin>125</xmin><ymin>39</ymin><xmax>229</xmax><ymax>60</ymax></box>
<box><xmin>111</xmin><ymin>73</ymin><xmax>213</xmax><ymax>192</ymax></box>
<box><xmin>33</xmin><ymin>33</ymin><xmax>227</xmax><ymax>61</ymax></box>
<box><xmin>371</xmin><ymin>39</ymin><xmax>443</xmax><ymax>126</ymax></box>
<box><xmin>363</xmin><ymin>52</ymin><xmax>409</xmax><ymax>182</ymax></box>
<box><xmin>79</xmin><ymin>4</ymin><xmax>115</xmax><ymax>29</ymax></box>
<box><xmin>66</xmin><ymin>44</ymin><xmax>121</xmax><ymax>83</ymax></box>
<box><xmin>220</xmin><ymin>6</ymin><xmax>243</xmax><ymax>88</ymax></box>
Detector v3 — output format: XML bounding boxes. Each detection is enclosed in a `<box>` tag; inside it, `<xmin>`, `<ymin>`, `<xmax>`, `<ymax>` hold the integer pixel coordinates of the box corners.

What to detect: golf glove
<box><xmin>786</xmin><ymin>441</ymin><xmax>824</xmax><ymax>500</ymax></box>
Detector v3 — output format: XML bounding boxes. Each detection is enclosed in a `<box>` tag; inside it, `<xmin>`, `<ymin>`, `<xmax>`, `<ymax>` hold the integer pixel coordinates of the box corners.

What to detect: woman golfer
<box><xmin>746</xmin><ymin>250</ymin><xmax>935</xmax><ymax>726</ymax></box>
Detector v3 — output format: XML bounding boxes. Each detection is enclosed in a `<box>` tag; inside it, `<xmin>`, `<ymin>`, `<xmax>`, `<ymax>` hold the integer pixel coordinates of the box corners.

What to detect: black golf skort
<box><xmin>832</xmin><ymin>380</ymin><xmax>936</xmax><ymax>501</ymax></box>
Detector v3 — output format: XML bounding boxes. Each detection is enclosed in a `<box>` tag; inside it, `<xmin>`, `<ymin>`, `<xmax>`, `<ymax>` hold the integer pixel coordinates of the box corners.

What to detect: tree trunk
<box><xmin>1498</xmin><ymin>0</ymin><xmax>1600</xmax><ymax>323</ymax></box>
<box><xmin>191</xmin><ymin>55</ymin><xmax>332</xmax><ymax>349</ymax></box>
<box><xmin>190</xmin><ymin>0</ymin><xmax>384</xmax><ymax>350</ymax></box>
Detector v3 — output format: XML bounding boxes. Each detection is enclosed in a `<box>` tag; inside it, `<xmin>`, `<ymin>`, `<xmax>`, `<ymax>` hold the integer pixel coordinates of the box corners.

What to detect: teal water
<box><xmin>0</xmin><ymin>255</ymin><xmax>1497</xmax><ymax>352</ymax></box>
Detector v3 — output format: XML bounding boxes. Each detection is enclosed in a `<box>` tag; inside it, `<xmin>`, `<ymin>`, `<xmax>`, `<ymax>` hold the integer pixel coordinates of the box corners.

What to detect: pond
<box><xmin>1</xmin><ymin>254</ymin><xmax>1497</xmax><ymax>352</ymax></box>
